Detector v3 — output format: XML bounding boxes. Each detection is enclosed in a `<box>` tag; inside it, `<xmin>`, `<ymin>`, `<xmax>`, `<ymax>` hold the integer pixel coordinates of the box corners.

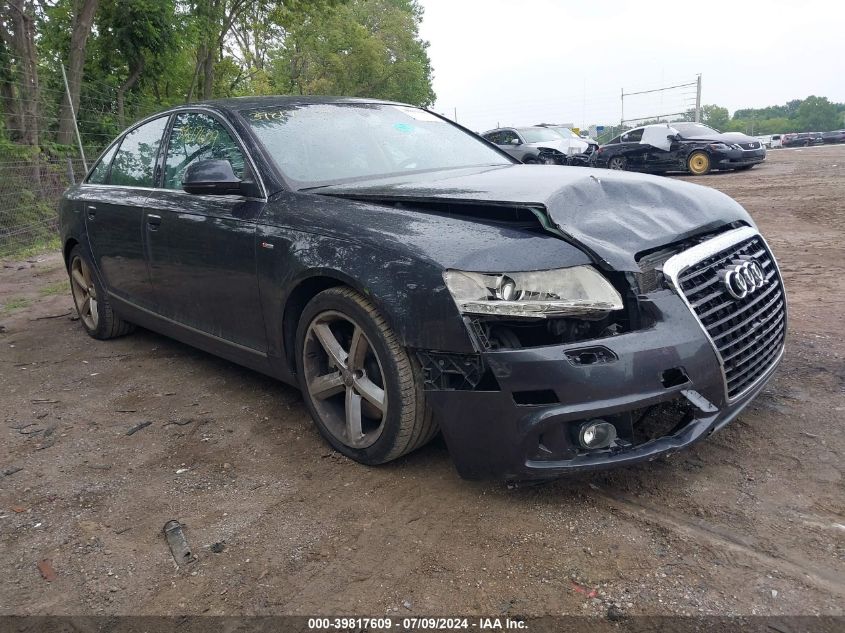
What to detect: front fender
<box><xmin>255</xmin><ymin>226</ymin><xmax>475</xmax><ymax>377</ymax></box>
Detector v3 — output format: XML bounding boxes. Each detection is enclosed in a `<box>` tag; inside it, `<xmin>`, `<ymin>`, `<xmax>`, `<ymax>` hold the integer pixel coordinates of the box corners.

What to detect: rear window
<box><xmin>109</xmin><ymin>116</ymin><xmax>168</xmax><ymax>187</ymax></box>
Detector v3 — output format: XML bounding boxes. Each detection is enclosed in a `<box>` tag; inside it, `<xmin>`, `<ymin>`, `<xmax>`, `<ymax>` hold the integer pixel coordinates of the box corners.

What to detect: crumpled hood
<box><xmin>682</xmin><ymin>131</ymin><xmax>760</xmax><ymax>144</ymax></box>
<box><xmin>313</xmin><ymin>164</ymin><xmax>754</xmax><ymax>272</ymax></box>
<box><xmin>526</xmin><ymin>139</ymin><xmax>569</xmax><ymax>152</ymax></box>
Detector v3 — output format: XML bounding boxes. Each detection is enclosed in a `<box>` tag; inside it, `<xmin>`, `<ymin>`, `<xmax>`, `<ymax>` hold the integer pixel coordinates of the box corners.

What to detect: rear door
<box><xmin>143</xmin><ymin>111</ymin><xmax>268</xmax><ymax>351</ymax></box>
<box><xmin>618</xmin><ymin>128</ymin><xmax>648</xmax><ymax>169</ymax></box>
<box><xmin>84</xmin><ymin>116</ymin><xmax>169</xmax><ymax>311</ymax></box>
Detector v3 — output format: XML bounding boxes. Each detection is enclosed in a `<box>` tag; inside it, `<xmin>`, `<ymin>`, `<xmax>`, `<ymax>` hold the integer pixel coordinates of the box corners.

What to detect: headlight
<box><xmin>708</xmin><ymin>143</ymin><xmax>730</xmax><ymax>151</ymax></box>
<box><xmin>443</xmin><ymin>266</ymin><xmax>624</xmax><ymax>319</ymax></box>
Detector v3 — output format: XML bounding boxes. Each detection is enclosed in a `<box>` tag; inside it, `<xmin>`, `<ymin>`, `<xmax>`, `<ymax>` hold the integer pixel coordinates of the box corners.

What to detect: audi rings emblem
<box><xmin>719</xmin><ymin>258</ymin><xmax>766</xmax><ymax>300</ymax></box>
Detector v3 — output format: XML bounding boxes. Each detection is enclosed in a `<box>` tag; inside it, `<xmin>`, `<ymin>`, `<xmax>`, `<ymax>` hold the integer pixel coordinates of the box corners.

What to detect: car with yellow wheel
<box><xmin>595</xmin><ymin>122</ymin><xmax>766</xmax><ymax>176</ymax></box>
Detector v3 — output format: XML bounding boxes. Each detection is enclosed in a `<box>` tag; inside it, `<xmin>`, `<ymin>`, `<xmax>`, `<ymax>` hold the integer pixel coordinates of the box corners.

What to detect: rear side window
<box><xmin>163</xmin><ymin>112</ymin><xmax>246</xmax><ymax>190</ymax></box>
<box><xmin>622</xmin><ymin>129</ymin><xmax>643</xmax><ymax>143</ymax></box>
<box><xmin>109</xmin><ymin>116</ymin><xmax>168</xmax><ymax>187</ymax></box>
<box><xmin>86</xmin><ymin>143</ymin><xmax>118</xmax><ymax>184</ymax></box>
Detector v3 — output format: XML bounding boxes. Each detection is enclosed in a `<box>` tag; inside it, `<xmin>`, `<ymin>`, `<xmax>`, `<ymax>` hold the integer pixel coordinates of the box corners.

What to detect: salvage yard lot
<box><xmin>1</xmin><ymin>146</ymin><xmax>843</xmax><ymax>617</ymax></box>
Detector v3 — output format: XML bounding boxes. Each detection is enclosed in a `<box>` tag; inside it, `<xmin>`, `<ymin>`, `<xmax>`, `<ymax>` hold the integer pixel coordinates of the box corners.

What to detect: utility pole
<box><xmin>621</xmin><ymin>87</ymin><xmax>624</xmax><ymax>125</ymax></box>
<box><xmin>61</xmin><ymin>64</ymin><xmax>88</xmax><ymax>172</ymax></box>
<box><xmin>454</xmin><ymin>107</ymin><xmax>458</xmax><ymax>123</ymax></box>
<box><xmin>694</xmin><ymin>74</ymin><xmax>702</xmax><ymax>123</ymax></box>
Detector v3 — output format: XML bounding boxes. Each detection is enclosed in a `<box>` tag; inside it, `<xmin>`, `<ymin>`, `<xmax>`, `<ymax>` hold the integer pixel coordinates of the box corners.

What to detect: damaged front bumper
<box><xmin>423</xmin><ymin>290</ymin><xmax>782</xmax><ymax>480</ymax></box>
<box><xmin>714</xmin><ymin>148</ymin><xmax>766</xmax><ymax>169</ymax></box>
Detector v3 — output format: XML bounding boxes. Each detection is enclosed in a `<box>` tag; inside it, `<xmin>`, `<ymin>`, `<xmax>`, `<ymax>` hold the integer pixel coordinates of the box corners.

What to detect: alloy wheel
<box><xmin>69</xmin><ymin>256</ymin><xmax>98</xmax><ymax>330</ymax></box>
<box><xmin>688</xmin><ymin>152</ymin><xmax>710</xmax><ymax>175</ymax></box>
<box><xmin>609</xmin><ymin>157</ymin><xmax>626</xmax><ymax>170</ymax></box>
<box><xmin>302</xmin><ymin>310</ymin><xmax>388</xmax><ymax>449</ymax></box>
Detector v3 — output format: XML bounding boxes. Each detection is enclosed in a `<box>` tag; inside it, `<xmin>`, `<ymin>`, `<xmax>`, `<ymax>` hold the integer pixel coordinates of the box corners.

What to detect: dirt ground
<box><xmin>1</xmin><ymin>146</ymin><xmax>843</xmax><ymax>619</ymax></box>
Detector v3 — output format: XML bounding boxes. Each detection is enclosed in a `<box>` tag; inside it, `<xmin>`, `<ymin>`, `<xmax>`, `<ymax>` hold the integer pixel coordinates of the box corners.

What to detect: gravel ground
<box><xmin>1</xmin><ymin>146</ymin><xmax>843</xmax><ymax>618</ymax></box>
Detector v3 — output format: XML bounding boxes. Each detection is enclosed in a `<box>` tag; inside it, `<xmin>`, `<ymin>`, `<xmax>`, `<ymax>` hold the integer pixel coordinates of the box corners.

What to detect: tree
<box><xmin>795</xmin><ymin>95</ymin><xmax>840</xmax><ymax>132</ymax></box>
<box><xmin>273</xmin><ymin>0</ymin><xmax>435</xmax><ymax>107</ymax></box>
<box><xmin>96</xmin><ymin>0</ymin><xmax>176</xmax><ymax>125</ymax></box>
<box><xmin>55</xmin><ymin>0</ymin><xmax>99</xmax><ymax>145</ymax></box>
<box><xmin>1</xmin><ymin>0</ymin><xmax>40</xmax><ymax>147</ymax></box>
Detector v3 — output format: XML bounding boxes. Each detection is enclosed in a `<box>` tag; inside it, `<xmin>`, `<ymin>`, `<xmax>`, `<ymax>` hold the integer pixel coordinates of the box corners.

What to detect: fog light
<box><xmin>578</xmin><ymin>420</ymin><xmax>617</xmax><ymax>449</ymax></box>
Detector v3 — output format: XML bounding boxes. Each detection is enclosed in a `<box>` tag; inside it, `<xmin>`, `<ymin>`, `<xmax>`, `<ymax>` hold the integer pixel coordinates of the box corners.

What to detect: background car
<box><xmin>782</xmin><ymin>132</ymin><xmax>824</xmax><ymax>147</ymax></box>
<box><xmin>770</xmin><ymin>133</ymin><xmax>783</xmax><ymax>148</ymax></box>
<box><xmin>822</xmin><ymin>129</ymin><xmax>845</xmax><ymax>144</ymax></box>
<box><xmin>594</xmin><ymin>122</ymin><xmax>766</xmax><ymax>175</ymax></box>
<box><xmin>480</xmin><ymin>126</ymin><xmax>570</xmax><ymax>164</ymax></box>
<box><xmin>536</xmin><ymin>124</ymin><xmax>594</xmax><ymax>155</ymax></box>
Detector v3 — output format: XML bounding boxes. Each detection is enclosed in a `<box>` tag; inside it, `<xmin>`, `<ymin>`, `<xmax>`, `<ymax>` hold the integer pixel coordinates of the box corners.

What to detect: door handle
<box><xmin>147</xmin><ymin>214</ymin><xmax>162</xmax><ymax>231</ymax></box>
<box><xmin>87</xmin><ymin>205</ymin><xmax>96</xmax><ymax>220</ymax></box>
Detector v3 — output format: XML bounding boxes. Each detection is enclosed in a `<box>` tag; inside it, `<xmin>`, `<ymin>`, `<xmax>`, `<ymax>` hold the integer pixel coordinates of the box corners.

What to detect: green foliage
<box><xmin>271</xmin><ymin>0</ymin><xmax>435</xmax><ymax>107</ymax></box>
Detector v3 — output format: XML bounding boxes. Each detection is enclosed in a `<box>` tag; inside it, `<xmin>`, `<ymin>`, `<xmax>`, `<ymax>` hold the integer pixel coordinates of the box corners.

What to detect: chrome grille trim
<box><xmin>663</xmin><ymin>226</ymin><xmax>787</xmax><ymax>402</ymax></box>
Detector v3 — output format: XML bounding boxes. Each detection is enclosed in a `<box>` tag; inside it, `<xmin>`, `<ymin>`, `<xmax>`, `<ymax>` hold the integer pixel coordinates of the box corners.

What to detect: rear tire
<box><xmin>687</xmin><ymin>151</ymin><xmax>711</xmax><ymax>176</ymax></box>
<box><xmin>295</xmin><ymin>287</ymin><xmax>436</xmax><ymax>465</ymax></box>
<box><xmin>67</xmin><ymin>245</ymin><xmax>135</xmax><ymax>340</ymax></box>
<box><xmin>608</xmin><ymin>156</ymin><xmax>627</xmax><ymax>170</ymax></box>
<box><xmin>523</xmin><ymin>156</ymin><xmax>539</xmax><ymax>164</ymax></box>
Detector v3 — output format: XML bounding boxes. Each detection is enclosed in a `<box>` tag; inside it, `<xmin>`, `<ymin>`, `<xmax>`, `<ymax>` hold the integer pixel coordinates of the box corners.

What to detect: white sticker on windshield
<box><xmin>393</xmin><ymin>106</ymin><xmax>441</xmax><ymax>122</ymax></box>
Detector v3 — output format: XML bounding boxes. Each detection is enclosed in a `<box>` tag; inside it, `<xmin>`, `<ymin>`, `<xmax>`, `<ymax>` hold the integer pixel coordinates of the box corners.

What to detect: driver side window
<box><xmin>163</xmin><ymin>113</ymin><xmax>246</xmax><ymax>190</ymax></box>
<box><xmin>500</xmin><ymin>130</ymin><xmax>519</xmax><ymax>145</ymax></box>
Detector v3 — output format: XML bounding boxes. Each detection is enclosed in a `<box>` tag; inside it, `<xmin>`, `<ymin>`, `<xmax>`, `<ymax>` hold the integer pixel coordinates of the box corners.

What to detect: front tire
<box><xmin>67</xmin><ymin>245</ymin><xmax>134</xmax><ymax>340</ymax></box>
<box><xmin>687</xmin><ymin>151</ymin><xmax>711</xmax><ymax>176</ymax></box>
<box><xmin>295</xmin><ymin>287</ymin><xmax>436</xmax><ymax>465</ymax></box>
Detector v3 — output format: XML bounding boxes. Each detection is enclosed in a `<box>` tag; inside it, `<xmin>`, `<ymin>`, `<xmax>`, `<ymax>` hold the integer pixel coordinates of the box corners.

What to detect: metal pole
<box><xmin>61</xmin><ymin>64</ymin><xmax>88</xmax><ymax>173</ymax></box>
<box><xmin>621</xmin><ymin>88</ymin><xmax>624</xmax><ymax>125</ymax></box>
<box><xmin>694</xmin><ymin>74</ymin><xmax>702</xmax><ymax>123</ymax></box>
<box><xmin>453</xmin><ymin>107</ymin><xmax>457</xmax><ymax>123</ymax></box>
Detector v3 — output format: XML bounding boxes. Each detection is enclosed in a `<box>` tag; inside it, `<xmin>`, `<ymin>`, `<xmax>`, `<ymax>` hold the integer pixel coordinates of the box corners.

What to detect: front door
<box><xmin>84</xmin><ymin>116</ymin><xmax>169</xmax><ymax>311</ymax></box>
<box><xmin>144</xmin><ymin>111</ymin><xmax>267</xmax><ymax>352</ymax></box>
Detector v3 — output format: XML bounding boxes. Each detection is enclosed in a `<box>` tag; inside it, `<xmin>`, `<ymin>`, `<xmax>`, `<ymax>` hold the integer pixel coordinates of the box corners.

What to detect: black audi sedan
<box><xmin>59</xmin><ymin>97</ymin><xmax>786</xmax><ymax>480</ymax></box>
<box><xmin>595</xmin><ymin>122</ymin><xmax>766</xmax><ymax>175</ymax></box>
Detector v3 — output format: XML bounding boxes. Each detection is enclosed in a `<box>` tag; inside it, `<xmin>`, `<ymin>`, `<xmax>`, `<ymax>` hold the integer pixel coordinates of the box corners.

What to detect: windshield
<box><xmin>243</xmin><ymin>103</ymin><xmax>511</xmax><ymax>188</ymax></box>
<box><xmin>673</xmin><ymin>122</ymin><xmax>720</xmax><ymax>137</ymax></box>
<box><xmin>549</xmin><ymin>126</ymin><xmax>577</xmax><ymax>139</ymax></box>
<box><xmin>516</xmin><ymin>127</ymin><xmax>562</xmax><ymax>143</ymax></box>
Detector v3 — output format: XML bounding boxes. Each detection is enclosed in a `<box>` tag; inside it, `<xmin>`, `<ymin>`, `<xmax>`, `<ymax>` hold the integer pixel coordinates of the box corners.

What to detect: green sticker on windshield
<box><xmin>394</xmin><ymin>122</ymin><xmax>413</xmax><ymax>133</ymax></box>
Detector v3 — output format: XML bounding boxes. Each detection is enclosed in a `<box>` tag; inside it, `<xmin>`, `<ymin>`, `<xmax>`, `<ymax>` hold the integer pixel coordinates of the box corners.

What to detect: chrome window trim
<box><xmin>662</xmin><ymin>225</ymin><xmax>787</xmax><ymax>403</ymax></box>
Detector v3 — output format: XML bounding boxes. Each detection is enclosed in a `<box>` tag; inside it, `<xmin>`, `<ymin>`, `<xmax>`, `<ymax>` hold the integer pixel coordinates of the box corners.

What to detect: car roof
<box><xmin>169</xmin><ymin>95</ymin><xmax>409</xmax><ymax>115</ymax></box>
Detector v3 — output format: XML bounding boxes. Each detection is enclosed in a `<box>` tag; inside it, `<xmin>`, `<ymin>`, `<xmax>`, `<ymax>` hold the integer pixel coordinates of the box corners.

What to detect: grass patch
<box><xmin>0</xmin><ymin>235</ymin><xmax>61</xmax><ymax>261</ymax></box>
<box><xmin>3</xmin><ymin>296</ymin><xmax>32</xmax><ymax>312</ymax></box>
<box><xmin>39</xmin><ymin>280</ymin><xmax>70</xmax><ymax>296</ymax></box>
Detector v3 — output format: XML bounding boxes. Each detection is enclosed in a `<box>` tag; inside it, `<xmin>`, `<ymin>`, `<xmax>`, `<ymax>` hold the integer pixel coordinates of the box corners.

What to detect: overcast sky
<box><xmin>417</xmin><ymin>0</ymin><xmax>845</xmax><ymax>132</ymax></box>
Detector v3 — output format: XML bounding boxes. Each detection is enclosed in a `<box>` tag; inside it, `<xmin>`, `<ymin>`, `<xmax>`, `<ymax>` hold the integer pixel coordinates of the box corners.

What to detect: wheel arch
<box><xmin>63</xmin><ymin>237</ymin><xmax>80</xmax><ymax>267</ymax></box>
<box><xmin>281</xmin><ymin>269</ymin><xmax>404</xmax><ymax>376</ymax></box>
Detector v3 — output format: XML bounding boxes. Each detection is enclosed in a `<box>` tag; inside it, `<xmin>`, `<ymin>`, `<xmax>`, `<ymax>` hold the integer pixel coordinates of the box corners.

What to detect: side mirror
<box><xmin>182</xmin><ymin>159</ymin><xmax>242</xmax><ymax>195</ymax></box>
<box><xmin>510</xmin><ymin>138</ymin><xmax>521</xmax><ymax>145</ymax></box>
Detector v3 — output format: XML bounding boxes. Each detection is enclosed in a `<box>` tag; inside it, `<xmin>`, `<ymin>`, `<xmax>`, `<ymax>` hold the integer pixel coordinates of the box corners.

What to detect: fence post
<box><xmin>66</xmin><ymin>157</ymin><xmax>76</xmax><ymax>185</ymax></box>
<box><xmin>61</xmin><ymin>64</ymin><xmax>88</xmax><ymax>173</ymax></box>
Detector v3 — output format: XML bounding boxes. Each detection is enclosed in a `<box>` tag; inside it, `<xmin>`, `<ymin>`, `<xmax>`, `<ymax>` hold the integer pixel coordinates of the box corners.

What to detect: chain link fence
<box><xmin>0</xmin><ymin>157</ymin><xmax>87</xmax><ymax>259</ymax></box>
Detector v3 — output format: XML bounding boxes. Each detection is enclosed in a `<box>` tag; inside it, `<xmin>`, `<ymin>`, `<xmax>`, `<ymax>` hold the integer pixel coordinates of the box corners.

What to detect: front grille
<box><xmin>739</xmin><ymin>142</ymin><xmax>760</xmax><ymax>150</ymax></box>
<box><xmin>676</xmin><ymin>236</ymin><xmax>786</xmax><ymax>399</ymax></box>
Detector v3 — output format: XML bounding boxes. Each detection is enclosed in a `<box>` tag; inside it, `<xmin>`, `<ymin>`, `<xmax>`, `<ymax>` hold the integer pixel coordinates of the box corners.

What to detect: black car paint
<box><xmin>596</xmin><ymin>129</ymin><xmax>766</xmax><ymax>174</ymax></box>
<box><xmin>60</xmin><ymin>97</ymin><xmax>782</xmax><ymax>480</ymax></box>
